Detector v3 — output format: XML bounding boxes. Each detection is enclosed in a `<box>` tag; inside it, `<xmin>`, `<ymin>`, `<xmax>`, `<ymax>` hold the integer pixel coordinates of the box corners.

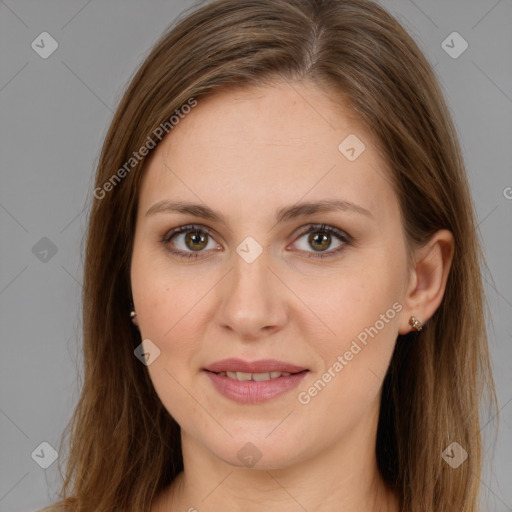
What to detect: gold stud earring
<box><xmin>409</xmin><ymin>316</ymin><xmax>422</xmax><ymax>331</ymax></box>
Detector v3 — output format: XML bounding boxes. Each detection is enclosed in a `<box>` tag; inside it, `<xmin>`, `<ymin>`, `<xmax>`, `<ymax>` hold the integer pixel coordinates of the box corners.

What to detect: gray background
<box><xmin>0</xmin><ymin>1</ymin><xmax>511</xmax><ymax>511</ymax></box>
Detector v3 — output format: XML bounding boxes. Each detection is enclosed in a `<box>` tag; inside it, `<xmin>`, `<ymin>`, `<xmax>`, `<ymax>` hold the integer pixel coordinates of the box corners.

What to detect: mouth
<box><xmin>206</xmin><ymin>370</ymin><xmax>304</xmax><ymax>381</ymax></box>
<box><xmin>203</xmin><ymin>358</ymin><xmax>309</xmax><ymax>403</ymax></box>
<box><xmin>203</xmin><ymin>357</ymin><xmax>308</xmax><ymax>374</ymax></box>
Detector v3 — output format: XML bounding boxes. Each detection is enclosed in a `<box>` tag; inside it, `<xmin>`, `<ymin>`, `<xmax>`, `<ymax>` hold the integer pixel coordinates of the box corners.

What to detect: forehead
<box><xmin>158</xmin><ymin>81</ymin><xmax>369</xmax><ymax>160</ymax></box>
<box><xmin>138</xmin><ymin>81</ymin><xmax>397</xmax><ymax>225</ymax></box>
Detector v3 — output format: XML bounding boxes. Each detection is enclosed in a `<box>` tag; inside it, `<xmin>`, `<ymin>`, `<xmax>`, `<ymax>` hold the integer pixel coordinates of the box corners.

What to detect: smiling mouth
<box><xmin>207</xmin><ymin>370</ymin><xmax>307</xmax><ymax>381</ymax></box>
<box><xmin>204</xmin><ymin>367</ymin><xmax>309</xmax><ymax>403</ymax></box>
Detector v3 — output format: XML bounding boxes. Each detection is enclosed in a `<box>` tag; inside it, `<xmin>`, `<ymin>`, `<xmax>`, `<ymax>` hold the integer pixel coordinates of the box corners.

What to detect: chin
<box><xmin>204</xmin><ymin>432</ymin><xmax>308</xmax><ymax>471</ymax></box>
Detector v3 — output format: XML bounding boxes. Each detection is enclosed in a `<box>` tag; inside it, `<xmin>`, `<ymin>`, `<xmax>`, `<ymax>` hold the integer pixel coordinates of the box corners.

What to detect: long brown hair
<box><xmin>43</xmin><ymin>0</ymin><xmax>498</xmax><ymax>510</ymax></box>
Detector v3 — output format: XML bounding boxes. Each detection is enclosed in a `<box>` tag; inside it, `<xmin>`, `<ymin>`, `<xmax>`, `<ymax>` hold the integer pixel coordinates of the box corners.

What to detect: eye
<box><xmin>162</xmin><ymin>223</ymin><xmax>351</xmax><ymax>261</ymax></box>
<box><xmin>162</xmin><ymin>224</ymin><xmax>220</xmax><ymax>260</ymax></box>
<box><xmin>291</xmin><ymin>224</ymin><xmax>351</xmax><ymax>259</ymax></box>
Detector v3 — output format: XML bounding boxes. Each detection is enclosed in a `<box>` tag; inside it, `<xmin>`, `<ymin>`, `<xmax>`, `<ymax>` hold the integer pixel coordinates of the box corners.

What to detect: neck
<box><xmin>154</xmin><ymin>406</ymin><xmax>399</xmax><ymax>512</ymax></box>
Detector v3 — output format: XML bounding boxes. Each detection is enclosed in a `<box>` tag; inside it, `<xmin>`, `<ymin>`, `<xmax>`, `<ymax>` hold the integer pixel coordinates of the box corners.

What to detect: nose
<box><xmin>215</xmin><ymin>246</ymin><xmax>289</xmax><ymax>341</ymax></box>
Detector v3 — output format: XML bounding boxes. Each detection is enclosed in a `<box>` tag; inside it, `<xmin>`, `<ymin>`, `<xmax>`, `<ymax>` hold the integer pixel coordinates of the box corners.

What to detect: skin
<box><xmin>130</xmin><ymin>80</ymin><xmax>454</xmax><ymax>512</ymax></box>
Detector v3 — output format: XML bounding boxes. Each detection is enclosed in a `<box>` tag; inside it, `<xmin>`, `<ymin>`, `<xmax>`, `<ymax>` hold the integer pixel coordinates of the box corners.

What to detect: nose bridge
<box><xmin>234</xmin><ymin>245</ymin><xmax>270</xmax><ymax>297</ymax></box>
<box><xmin>216</xmin><ymin>242</ymin><xmax>287</xmax><ymax>336</ymax></box>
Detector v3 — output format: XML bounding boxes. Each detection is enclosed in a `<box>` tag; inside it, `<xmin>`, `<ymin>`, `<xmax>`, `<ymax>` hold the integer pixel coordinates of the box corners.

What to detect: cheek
<box><xmin>290</xmin><ymin>270</ymin><xmax>403</xmax><ymax>442</ymax></box>
<box><xmin>293</xmin><ymin>250</ymin><xmax>405</xmax><ymax>395</ymax></box>
<box><xmin>130</xmin><ymin>242</ymin><xmax>205</xmax><ymax>395</ymax></box>
<box><xmin>133</xmin><ymin>281</ymin><xmax>209</xmax><ymax>373</ymax></box>
<box><xmin>131</xmin><ymin>237</ymin><xmax>212</xmax><ymax>338</ymax></box>
<box><xmin>130</xmin><ymin>255</ymin><xmax>211</xmax><ymax>424</ymax></box>
<box><xmin>295</xmin><ymin>252</ymin><xmax>404</xmax><ymax>342</ymax></box>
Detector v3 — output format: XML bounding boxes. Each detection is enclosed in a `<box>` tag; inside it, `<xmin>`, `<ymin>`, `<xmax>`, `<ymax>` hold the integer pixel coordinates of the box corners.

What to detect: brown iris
<box><xmin>308</xmin><ymin>230</ymin><xmax>331</xmax><ymax>252</ymax></box>
<box><xmin>185</xmin><ymin>230</ymin><xmax>208</xmax><ymax>251</ymax></box>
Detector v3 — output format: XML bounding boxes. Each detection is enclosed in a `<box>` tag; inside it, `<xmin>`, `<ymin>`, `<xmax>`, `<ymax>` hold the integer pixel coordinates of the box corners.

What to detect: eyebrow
<box><xmin>145</xmin><ymin>199</ymin><xmax>373</xmax><ymax>225</ymax></box>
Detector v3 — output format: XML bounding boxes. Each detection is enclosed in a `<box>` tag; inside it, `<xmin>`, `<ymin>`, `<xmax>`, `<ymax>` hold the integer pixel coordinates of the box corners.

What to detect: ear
<box><xmin>398</xmin><ymin>229</ymin><xmax>455</xmax><ymax>335</ymax></box>
<box><xmin>130</xmin><ymin>296</ymin><xmax>140</xmax><ymax>328</ymax></box>
<box><xmin>130</xmin><ymin>299</ymin><xmax>139</xmax><ymax>327</ymax></box>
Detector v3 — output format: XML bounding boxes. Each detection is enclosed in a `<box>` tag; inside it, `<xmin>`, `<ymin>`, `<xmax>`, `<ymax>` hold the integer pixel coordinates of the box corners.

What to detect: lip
<box><xmin>204</xmin><ymin>370</ymin><xmax>308</xmax><ymax>404</ymax></box>
<box><xmin>204</xmin><ymin>358</ymin><xmax>307</xmax><ymax>374</ymax></box>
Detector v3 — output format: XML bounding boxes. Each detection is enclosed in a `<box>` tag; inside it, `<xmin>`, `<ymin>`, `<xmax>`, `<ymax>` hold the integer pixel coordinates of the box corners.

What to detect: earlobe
<box><xmin>399</xmin><ymin>229</ymin><xmax>455</xmax><ymax>334</ymax></box>
<box><xmin>130</xmin><ymin>309</ymin><xmax>139</xmax><ymax>327</ymax></box>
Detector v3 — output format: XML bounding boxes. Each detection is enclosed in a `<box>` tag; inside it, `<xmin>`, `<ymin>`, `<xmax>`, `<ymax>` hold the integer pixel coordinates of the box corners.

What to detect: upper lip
<box><xmin>204</xmin><ymin>358</ymin><xmax>308</xmax><ymax>374</ymax></box>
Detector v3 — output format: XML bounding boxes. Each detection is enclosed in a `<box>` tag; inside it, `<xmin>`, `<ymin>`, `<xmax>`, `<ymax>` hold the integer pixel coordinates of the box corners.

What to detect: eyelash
<box><xmin>161</xmin><ymin>223</ymin><xmax>352</xmax><ymax>260</ymax></box>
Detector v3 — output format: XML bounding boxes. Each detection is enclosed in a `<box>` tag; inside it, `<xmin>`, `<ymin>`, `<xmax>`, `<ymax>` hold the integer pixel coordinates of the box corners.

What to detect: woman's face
<box><xmin>130</xmin><ymin>81</ymin><xmax>412</xmax><ymax>469</ymax></box>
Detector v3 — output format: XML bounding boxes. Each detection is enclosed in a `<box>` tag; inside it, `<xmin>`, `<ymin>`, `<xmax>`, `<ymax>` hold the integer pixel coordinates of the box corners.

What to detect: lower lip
<box><xmin>204</xmin><ymin>370</ymin><xmax>308</xmax><ymax>404</ymax></box>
